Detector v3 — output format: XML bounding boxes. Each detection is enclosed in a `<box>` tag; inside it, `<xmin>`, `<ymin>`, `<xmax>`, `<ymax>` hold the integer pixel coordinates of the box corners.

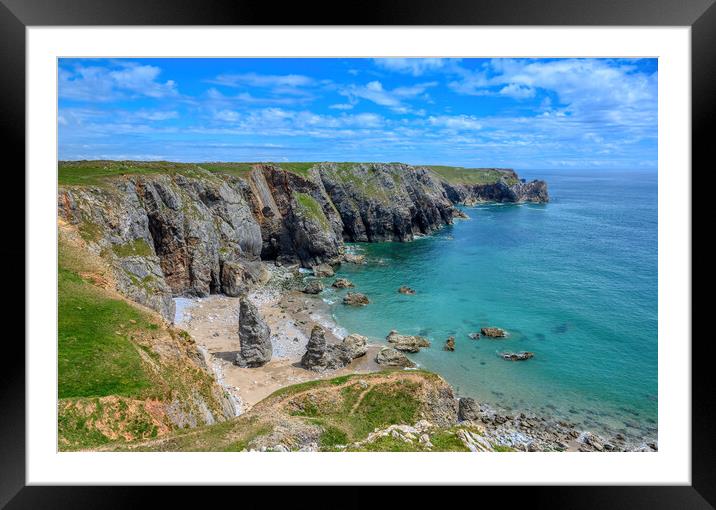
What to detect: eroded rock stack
<box><xmin>235</xmin><ymin>297</ymin><xmax>272</xmax><ymax>368</ymax></box>
<box><xmin>300</xmin><ymin>326</ymin><xmax>365</xmax><ymax>372</ymax></box>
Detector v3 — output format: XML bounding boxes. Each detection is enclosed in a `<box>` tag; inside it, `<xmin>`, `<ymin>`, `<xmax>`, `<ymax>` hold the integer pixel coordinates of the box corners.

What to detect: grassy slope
<box><xmin>58</xmin><ymin>231</ymin><xmax>154</xmax><ymax>399</ymax></box>
<box><xmin>57</xmin><ymin>227</ymin><xmax>229</xmax><ymax>450</ymax></box>
<box><xmin>101</xmin><ymin>371</ymin><xmax>502</xmax><ymax>452</ymax></box>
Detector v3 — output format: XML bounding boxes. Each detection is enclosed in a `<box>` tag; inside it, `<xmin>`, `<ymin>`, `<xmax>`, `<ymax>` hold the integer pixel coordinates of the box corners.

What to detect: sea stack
<box><xmin>234</xmin><ymin>296</ymin><xmax>272</xmax><ymax>367</ymax></box>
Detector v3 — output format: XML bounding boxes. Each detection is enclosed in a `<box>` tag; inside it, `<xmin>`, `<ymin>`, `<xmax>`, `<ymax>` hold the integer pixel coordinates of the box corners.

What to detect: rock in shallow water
<box><xmin>375</xmin><ymin>347</ymin><xmax>416</xmax><ymax>368</ymax></box>
<box><xmin>332</xmin><ymin>278</ymin><xmax>354</xmax><ymax>288</ymax></box>
<box><xmin>481</xmin><ymin>327</ymin><xmax>507</xmax><ymax>338</ymax></box>
<box><xmin>501</xmin><ymin>351</ymin><xmax>534</xmax><ymax>361</ymax></box>
<box><xmin>343</xmin><ymin>292</ymin><xmax>370</xmax><ymax>306</ymax></box>
<box><xmin>444</xmin><ymin>336</ymin><xmax>455</xmax><ymax>351</ymax></box>
<box><xmin>235</xmin><ymin>297</ymin><xmax>272</xmax><ymax>368</ymax></box>
<box><xmin>398</xmin><ymin>285</ymin><xmax>416</xmax><ymax>295</ymax></box>
<box><xmin>342</xmin><ymin>253</ymin><xmax>365</xmax><ymax>264</ymax></box>
<box><xmin>386</xmin><ymin>330</ymin><xmax>430</xmax><ymax>352</ymax></box>
<box><xmin>312</xmin><ymin>263</ymin><xmax>335</xmax><ymax>277</ymax></box>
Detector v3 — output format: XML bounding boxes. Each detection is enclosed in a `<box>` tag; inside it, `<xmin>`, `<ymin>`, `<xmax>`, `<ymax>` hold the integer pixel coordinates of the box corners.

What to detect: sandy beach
<box><xmin>174</xmin><ymin>266</ymin><xmax>381</xmax><ymax>412</ymax></box>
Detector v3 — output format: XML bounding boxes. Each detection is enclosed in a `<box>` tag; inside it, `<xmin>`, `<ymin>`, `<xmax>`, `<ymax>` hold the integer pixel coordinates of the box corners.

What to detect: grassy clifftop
<box><xmin>99</xmin><ymin>370</ymin><xmax>507</xmax><ymax>453</ymax></box>
<box><xmin>58</xmin><ymin>160</ymin><xmax>516</xmax><ymax>187</ymax></box>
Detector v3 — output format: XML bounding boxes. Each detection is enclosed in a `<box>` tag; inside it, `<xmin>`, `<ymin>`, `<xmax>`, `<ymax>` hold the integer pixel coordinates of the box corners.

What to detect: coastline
<box><xmin>174</xmin><ymin>264</ymin><xmax>381</xmax><ymax>413</ymax></box>
<box><xmin>176</xmin><ymin>262</ymin><xmax>657</xmax><ymax>453</ymax></box>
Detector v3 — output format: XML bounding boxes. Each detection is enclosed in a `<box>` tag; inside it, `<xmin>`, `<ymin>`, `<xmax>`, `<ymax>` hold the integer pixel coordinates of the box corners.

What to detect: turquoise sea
<box><xmin>323</xmin><ymin>169</ymin><xmax>657</xmax><ymax>441</ymax></box>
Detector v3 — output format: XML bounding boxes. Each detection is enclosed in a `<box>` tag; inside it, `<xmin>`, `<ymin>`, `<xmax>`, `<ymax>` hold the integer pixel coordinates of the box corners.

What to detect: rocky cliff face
<box><xmin>58</xmin><ymin>168</ymin><xmax>264</xmax><ymax>321</ymax></box>
<box><xmin>440</xmin><ymin>176</ymin><xmax>549</xmax><ymax>205</ymax></box>
<box><xmin>317</xmin><ymin>163</ymin><xmax>457</xmax><ymax>242</ymax></box>
<box><xmin>58</xmin><ymin>162</ymin><xmax>547</xmax><ymax>321</ymax></box>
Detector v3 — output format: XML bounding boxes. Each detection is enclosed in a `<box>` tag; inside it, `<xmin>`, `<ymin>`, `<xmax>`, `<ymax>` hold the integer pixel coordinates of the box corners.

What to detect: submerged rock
<box><xmin>300</xmin><ymin>325</ymin><xmax>361</xmax><ymax>371</ymax></box>
<box><xmin>375</xmin><ymin>347</ymin><xmax>416</xmax><ymax>368</ymax></box>
<box><xmin>312</xmin><ymin>263</ymin><xmax>335</xmax><ymax>277</ymax></box>
<box><xmin>386</xmin><ymin>330</ymin><xmax>430</xmax><ymax>352</ymax></box>
<box><xmin>501</xmin><ymin>351</ymin><xmax>534</xmax><ymax>361</ymax></box>
<box><xmin>343</xmin><ymin>292</ymin><xmax>370</xmax><ymax>306</ymax></box>
<box><xmin>398</xmin><ymin>285</ymin><xmax>416</xmax><ymax>295</ymax></box>
<box><xmin>235</xmin><ymin>297</ymin><xmax>272</xmax><ymax>367</ymax></box>
<box><xmin>302</xmin><ymin>279</ymin><xmax>324</xmax><ymax>295</ymax></box>
<box><xmin>481</xmin><ymin>327</ymin><xmax>507</xmax><ymax>338</ymax></box>
<box><xmin>444</xmin><ymin>336</ymin><xmax>455</xmax><ymax>351</ymax></box>
<box><xmin>458</xmin><ymin>397</ymin><xmax>481</xmax><ymax>421</ymax></box>
<box><xmin>332</xmin><ymin>278</ymin><xmax>354</xmax><ymax>289</ymax></box>
<box><xmin>469</xmin><ymin>332</ymin><xmax>481</xmax><ymax>340</ymax></box>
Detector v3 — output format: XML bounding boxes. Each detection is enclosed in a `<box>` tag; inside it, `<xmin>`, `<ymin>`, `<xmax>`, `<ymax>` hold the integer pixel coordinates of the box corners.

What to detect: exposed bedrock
<box><xmin>317</xmin><ymin>162</ymin><xmax>457</xmax><ymax>242</ymax></box>
<box><xmin>58</xmin><ymin>163</ymin><xmax>547</xmax><ymax>322</ymax></box>
<box><xmin>58</xmin><ymin>170</ymin><xmax>264</xmax><ymax>320</ymax></box>
<box><xmin>441</xmin><ymin>175</ymin><xmax>549</xmax><ymax>205</ymax></box>
<box><xmin>244</xmin><ymin>165</ymin><xmax>344</xmax><ymax>268</ymax></box>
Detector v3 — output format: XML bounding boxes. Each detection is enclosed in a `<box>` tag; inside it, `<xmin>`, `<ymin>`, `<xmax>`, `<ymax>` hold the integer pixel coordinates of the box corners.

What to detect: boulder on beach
<box><xmin>500</xmin><ymin>351</ymin><xmax>534</xmax><ymax>361</ymax></box>
<box><xmin>343</xmin><ymin>292</ymin><xmax>370</xmax><ymax>306</ymax></box>
<box><xmin>332</xmin><ymin>278</ymin><xmax>354</xmax><ymax>289</ymax></box>
<box><xmin>398</xmin><ymin>285</ymin><xmax>416</xmax><ymax>295</ymax></box>
<box><xmin>302</xmin><ymin>279</ymin><xmax>324</xmax><ymax>295</ymax></box>
<box><xmin>469</xmin><ymin>332</ymin><xmax>480</xmax><ymax>340</ymax></box>
<box><xmin>300</xmin><ymin>326</ymin><xmax>367</xmax><ymax>371</ymax></box>
<box><xmin>342</xmin><ymin>333</ymin><xmax>368</xmax><ymax>359</ymax></box>
<box><xmin>312</xmin><ymin>263</ymin><xmax>335</xmax><ymax>277</ymax></box>
<box><xmin>386</xmin><ymin>330</ymin><xmax>430</xmax><ymax>353</ymax></box>
<box><xmin>220</xmin><ymin>261</ymin><xmax>248</xmax><ymax>297</ymax></box>
<box><xmin>458</xmin><ymin>397</ymin><xmax>481</xmax><ymax>421</ymax></box>
<box><xmin>234</xmin><ymin>297</ymin><xmax>272</xmax><ymax>368</ymax></box>
<box><xmin>481</xmin><ymin>327</ymin><xmax>507</xmax><ymax>338</ymax></box>
<box><xmin>375</xmin><ymin>347</ymin><xmax>416</xmax><ymax>368</ymax></box>
<box><xmin>444</xmin><ymin>336</ymin><xmax>455</xmax><ymax>351</ymax></box>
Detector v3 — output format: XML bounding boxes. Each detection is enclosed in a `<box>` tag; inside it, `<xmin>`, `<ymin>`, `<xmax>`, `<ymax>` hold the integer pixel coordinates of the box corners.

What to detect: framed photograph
<box><xmin>6</xmin><ymin>0</ymin><xmax>708</xmax><ymax>504</ymax></box>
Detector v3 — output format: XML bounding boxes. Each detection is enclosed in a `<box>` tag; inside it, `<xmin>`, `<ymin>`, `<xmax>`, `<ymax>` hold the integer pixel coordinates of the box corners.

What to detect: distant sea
<box><xmin>323</xmin><ymin>169</ymin><xmax>658</xmax><ymax>441</ymax></box>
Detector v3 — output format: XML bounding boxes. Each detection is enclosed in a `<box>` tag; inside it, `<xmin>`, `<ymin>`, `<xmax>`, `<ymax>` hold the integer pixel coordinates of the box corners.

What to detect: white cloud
<box><xmin>206</xmin><ymin>73</ymin><xmax>319</xmax><ymax>99</ymax></box>
<box><xmin>133</xmin><ymin>110</ymin><xmax>179</xmax><ymax>121</ymax></box>
<box><xmin>374</xmin><ymin>58</ymin><xmax>459</xmax><ymax>76</ymax></box>
<box><xmin>329</xmin><ymin>103</ymin><xmax>354</xmax><ymax>110</ymax></box>
<box><xmin>498</xmin><ymin>83</ymin><xmax>536</xmax><ymax>99</ymax></box>
<box><xmin>428</xmin><ymin>115</ymin><xmax>482</xmax><ymax>131</ymax></box>
<box><xmin>59</xmin><ymin>62</ymin><xmax>178</xmax><ymax>102</ymax></box>
<box><xmin>339</xmin><ymin>80</ymin><xmax>436</xmax><ymax>113</ymax></box>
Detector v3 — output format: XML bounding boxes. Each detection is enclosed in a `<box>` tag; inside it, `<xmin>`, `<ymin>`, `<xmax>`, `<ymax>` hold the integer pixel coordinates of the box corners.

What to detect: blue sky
<box><xmin>58</xmin><ymin>58</ymin><xmax>657</xmax><ymax>170</ymax></box>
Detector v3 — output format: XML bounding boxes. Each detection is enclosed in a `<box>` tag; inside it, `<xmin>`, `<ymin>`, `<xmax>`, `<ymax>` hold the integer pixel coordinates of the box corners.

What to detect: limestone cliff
<box><xmin>58</xmin><ymin>162</ymin><xmax>548</xmax><ymax>321</ymax></box>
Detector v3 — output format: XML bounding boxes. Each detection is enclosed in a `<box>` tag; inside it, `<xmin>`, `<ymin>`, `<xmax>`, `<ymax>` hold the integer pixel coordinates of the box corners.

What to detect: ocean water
<box><xmin>323</xmin><ymin>169</ymin><xmax>657</xmax><ymax>441</ymax></box>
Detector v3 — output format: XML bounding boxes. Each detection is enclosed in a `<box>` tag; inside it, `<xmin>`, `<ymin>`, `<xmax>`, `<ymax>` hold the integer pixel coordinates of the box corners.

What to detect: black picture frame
<box><xmin>2</xmin><ymin>0</ymin><xmax>708</xmax><ymax>506</ymax></box>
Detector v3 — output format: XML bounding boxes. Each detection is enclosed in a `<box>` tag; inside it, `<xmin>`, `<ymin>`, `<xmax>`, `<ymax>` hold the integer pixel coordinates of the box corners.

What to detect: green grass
<box><xmin>58</xmin><ymin>266</ymin><xmax>152</xmax><ymax>398</ymax></box>
<box><xmin>58</xmin><ymin>160</ymin><xmax>207</xmax><ymax>186</ymax></box>
<box><xmin>294</xmin><ymin>192</ymin><xmax>330</xmax><ymax>230</ymax></box>
<box><xmin>111</xmin><ymin>238</ymin><xmax>153</xmax><ymax>258</ymax></box>
<box><xmin>199</xmin><ymin>162</ymin><xmax>257</xmax><ymax>179</ymax></box>
<box><xmin>425</xmin><ymin>165</ymin><xmax>518</xmax><ymax>186</ymax></box>
<box><xmin>429</xmin><ymin>429</ymin><xmax>471</xmax><ymax>452</ymax></box>
<box><xmin>288</xmin><ymin>378</ymin><xmax>421</xmax><ymax>448</ymax></box>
